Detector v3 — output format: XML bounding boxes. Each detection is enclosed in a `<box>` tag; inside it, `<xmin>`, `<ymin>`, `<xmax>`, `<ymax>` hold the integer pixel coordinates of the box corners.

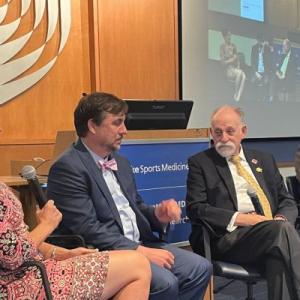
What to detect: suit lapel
<box><xmin>211</xmin><ymin>149</ymin><xmax>238</xmax><ymax>210</ymax></box>
<box><xmin>74</xmin><ymin>140</ymin><xmax>123</xmax><ymax>229</ymax></box>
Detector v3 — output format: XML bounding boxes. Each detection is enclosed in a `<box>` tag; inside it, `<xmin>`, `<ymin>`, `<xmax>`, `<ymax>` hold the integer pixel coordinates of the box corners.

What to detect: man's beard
<box><xmin>108</xmin><ymin>137</ymin><xmax>123</xmax><ymax>152</ymax></box>
<box><xmin>215</xmin><ymin>141</ymin><xmax>236</xmax><ymax>158</ymax></box>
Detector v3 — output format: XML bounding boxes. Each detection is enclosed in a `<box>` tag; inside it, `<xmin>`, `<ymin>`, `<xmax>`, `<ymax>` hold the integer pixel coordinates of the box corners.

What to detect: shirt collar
<box><xmin>226</xmin><ymin>145</ymin><xmax>246</xmax><ymax>162</ymax></box>
<box><xmin>81</xmin><ymin>138</ymin><xmax>107</xmax><ymax>165</ymax></box>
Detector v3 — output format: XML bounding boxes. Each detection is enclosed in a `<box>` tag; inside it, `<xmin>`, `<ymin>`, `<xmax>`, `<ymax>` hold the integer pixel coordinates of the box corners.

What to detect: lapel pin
<box><xmin>256</xmin><ymin>167</ymin><xmax>263</xmax><ymax>173</ymax></box>
<box><xmin>251</xmin><ymin>159</ymin><xmax>258</xmax><ymax>164</ymax></box>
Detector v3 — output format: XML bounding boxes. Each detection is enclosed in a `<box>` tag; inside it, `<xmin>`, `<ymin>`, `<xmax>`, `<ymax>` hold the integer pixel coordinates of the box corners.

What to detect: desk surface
<box><xmin>0</xmin><ymin>176</ymin><xmax>47</xmax><ymax>187</ymax></box>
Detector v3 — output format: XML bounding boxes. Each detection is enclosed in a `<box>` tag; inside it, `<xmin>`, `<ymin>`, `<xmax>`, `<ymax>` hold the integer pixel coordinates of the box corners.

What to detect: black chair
<box><xmin>199</xmin><ymin>222</ymin><xmax>265</xmax><ymax>300</ymax></box>
<box><xmin>46</xmin><ymin>234</ymin><xmax>87</xmax><ymax>249</ymax></box>
<box><xmin>285</xmin><ymin>175</ymin><xmax>300</xmax><ymax>228</ymax></box>
<box><xmin>1</xmin><ymin>260</ymin><xmax>53</xmax><ymax>300</ymax></box>
<box><xmin>1</xmin><ymin>235</ymin><xmax>87</xmax><ymax>300</ymax></box>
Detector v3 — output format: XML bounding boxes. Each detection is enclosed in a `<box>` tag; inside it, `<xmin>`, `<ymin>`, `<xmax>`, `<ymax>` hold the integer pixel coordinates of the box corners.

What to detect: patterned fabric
<box><xmin>98</xmin><ymin>158</ymin><xmax>118</xmax><ymax>171</ymax></box>
<box><xmin>0</xmin><ymin>183</ymin><xmax>109</xmax><ymax>299</ymax></box>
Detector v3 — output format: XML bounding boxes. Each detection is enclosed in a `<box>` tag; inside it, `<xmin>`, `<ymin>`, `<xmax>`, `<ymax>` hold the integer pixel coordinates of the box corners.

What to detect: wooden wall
<box><xmin>0</xmin><ymin>1</ymin><xmax>92</xmax><ymax>174</ymax></box>
<box><xmin>92</xmin><ymin>0</ymin><xmax>179</xmax><ymax>99</ymax></box>
<box><xmin>0</xmin><ymin>0</ymin><xmax>179</xmax><ymax>175</ymax></box>
<box><xmin>0</xmin><ymin>1</ymin><xmax>92</xmax><ymax>142</ymax></box>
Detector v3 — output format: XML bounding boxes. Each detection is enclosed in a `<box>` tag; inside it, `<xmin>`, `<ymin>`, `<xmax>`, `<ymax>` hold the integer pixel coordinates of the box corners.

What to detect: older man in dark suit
<box><xmin>186</xmin><ymin>105</ymin><xmax>300</xmax><ymax>300</ymax></box>
<box><xmin>274</xmin><ymin>39</ymin><xmax>297</xmax><ymax>101</ymax></box>
<box><xmin>47</xmin><ymin>92</ymin><xmax>212</xmax><ymax>300</ymax></box>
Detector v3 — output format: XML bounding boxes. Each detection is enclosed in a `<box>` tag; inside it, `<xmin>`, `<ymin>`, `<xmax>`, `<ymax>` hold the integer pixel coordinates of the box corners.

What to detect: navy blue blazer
<box><xmin>47</xmin><ymin>139</ymin><xmax>162</xmax><ymax>250</ymax></box>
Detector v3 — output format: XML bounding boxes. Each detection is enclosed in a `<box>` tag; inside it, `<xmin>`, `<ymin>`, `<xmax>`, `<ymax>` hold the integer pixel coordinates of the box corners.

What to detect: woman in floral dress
<box><xmin>0</xmin><ymin>182</ymin><xmax>151</xmax><ymax>299</ymax></box>
<box><xmin>220</xmin><ymin>29</ymin><xmax>246</xmax><ymax>102</ymax></box>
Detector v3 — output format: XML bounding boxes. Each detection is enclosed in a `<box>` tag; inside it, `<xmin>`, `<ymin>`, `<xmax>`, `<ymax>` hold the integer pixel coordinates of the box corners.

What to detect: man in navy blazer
<box><xmin>47</xmin><ymin>92</ymin><xmax>212</xmax><ymax>300</ymax></box>
<box><xmin>186</xmin><ymin>105</ymin><xmax>300</xmax><ymax>300</ymax></box>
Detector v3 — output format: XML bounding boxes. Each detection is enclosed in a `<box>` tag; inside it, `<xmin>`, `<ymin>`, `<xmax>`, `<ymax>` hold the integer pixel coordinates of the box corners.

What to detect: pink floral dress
<box><xmin>0</xmin><ymin>183</ymin><xmax>109</xmax><ymax>299</ymax></box>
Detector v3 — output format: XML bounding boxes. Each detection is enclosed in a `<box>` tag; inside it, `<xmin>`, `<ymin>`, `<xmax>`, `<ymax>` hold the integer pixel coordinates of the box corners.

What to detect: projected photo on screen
<box><xmin>181</xmin><ymin>0</ymin><xmax>300</xmax><ymax>138</ymax></box>
<box><xmin>208</xmin><ymin>29</ymin><xmax>300</xmax><ymax>104</ymax></box>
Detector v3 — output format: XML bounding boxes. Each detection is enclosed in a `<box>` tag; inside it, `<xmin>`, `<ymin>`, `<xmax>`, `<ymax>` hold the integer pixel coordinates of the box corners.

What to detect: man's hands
<box><xmin>235</xmin><ymin>212</ymin><xmax>270</xmax><ymax>226</ymax></box>
<box><xmin>274</xmin><ymin>215</ymin><xmax>287</xmax><ymax>221</ymax></box>
<box><xmin>234</xmin><ymin>212</ymin><xmax>287</xmax><ymax>227</ymax></box>
<box><xmin>137</xmin><ymin>245</ymin><xmax>175</xmax><ymax>269</ymax></box>
<box><xmin>154</xmin><ymin>199</ymin><xmax>181</xmax><ymax>224</ymax></box>
<box><xmin>276</xmin><ymin>70</ymin><xmax>285</xmax><ymax>80</ymax></box>
<box><xmin>136</xmin><ymin>199</ymin><xmax>179</xmax><ymax>269</ymax></box>
<box><xmin>255</xmin><ymin>72</ymin><xmax>263</xmax><ymax>80</ymax></box>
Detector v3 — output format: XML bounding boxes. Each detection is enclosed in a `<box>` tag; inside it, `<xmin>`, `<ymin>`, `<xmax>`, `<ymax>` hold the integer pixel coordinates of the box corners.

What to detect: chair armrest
<box><xmin>202</xmin><ymin>225</ymin><xmax>212</xmax><ymax>262</ymax></box>
<box><xmin>193</xmin><ymin>219</ymin><xmax>216</xmax><ymax>262</ymax></box>
<box><xmin>21</xmin><ymin>260</ymin><xmax>53</xmax><ymax>300</ymax></box>
<box><xmin>46</xmin><ymin>234</ymin><xmax>86</xmax><ymax>249</ymax></box>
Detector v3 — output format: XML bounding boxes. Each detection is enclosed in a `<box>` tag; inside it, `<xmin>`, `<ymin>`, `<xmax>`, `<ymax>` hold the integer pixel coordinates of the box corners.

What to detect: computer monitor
<box><xmin>125</xmin><ymin>100</ymin><xmax>194</xmax><ymax>130</ymax></box>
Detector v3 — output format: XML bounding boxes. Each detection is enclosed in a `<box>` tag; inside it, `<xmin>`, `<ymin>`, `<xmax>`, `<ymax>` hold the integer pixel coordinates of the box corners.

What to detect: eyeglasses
<box><xmin>212</xmin><ymin>127</ymin><xmax>239</xmax><ymax>138</ymax></box>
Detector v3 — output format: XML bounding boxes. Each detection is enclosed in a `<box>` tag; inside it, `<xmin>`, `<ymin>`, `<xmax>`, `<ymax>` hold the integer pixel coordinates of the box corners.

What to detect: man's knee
<box><xmin>172</xmin><ymin>249</ymin><xmax>212</xmax><ymax>294</ymax></box>
<box><xmin>165</xmin><ymin>245</ymin><xmax>212</xmax><ymax>284</ymax></box>
<box><xmin>177</xmin><ymin>254</ymin><xmax>212</xmax><ymax>300</ymax></box>
<box><xmin>187</xmin><ymin>254</ymin><xmax>213</xmax><ymax>284</ymax></box>
<box><xmin>263</xmin><ymin>220</ymin><xmax>298</xmax><ymax>246</ymax></box>
<box><xmin>200</xmin><ymin>257</ymin><xmax>213</xmax><ymax>279</ymax></box>
<box><xmin>149</xmin><ymin>266</ymin><xmax>179</xmax><ymax>299</ymax></box>
<box><xmin>268</xmin><ymin>220</ymin><xmax>295</xmax><ymax>234</ymax></box>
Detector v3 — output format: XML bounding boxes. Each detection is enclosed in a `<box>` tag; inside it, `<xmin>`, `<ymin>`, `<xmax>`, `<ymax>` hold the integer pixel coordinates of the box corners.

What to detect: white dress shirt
<box><xmin>82</xmin><ymin>141</ymin><xmax>140</xmax><ymax>242</ymax></box>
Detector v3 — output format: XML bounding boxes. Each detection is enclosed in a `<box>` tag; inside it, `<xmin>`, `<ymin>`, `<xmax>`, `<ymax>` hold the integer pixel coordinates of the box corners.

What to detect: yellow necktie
<box><xmin>231</xmin><ymin>155</ymin><xmax>272</xmax><ymax>219</ymax></box>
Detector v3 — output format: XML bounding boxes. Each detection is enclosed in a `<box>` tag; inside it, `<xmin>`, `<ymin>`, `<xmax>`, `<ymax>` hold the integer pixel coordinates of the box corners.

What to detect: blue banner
<box><xmin>119</xmin><ymin>139</ymin><xmax>209</xmax><ymax>244</ymax></box>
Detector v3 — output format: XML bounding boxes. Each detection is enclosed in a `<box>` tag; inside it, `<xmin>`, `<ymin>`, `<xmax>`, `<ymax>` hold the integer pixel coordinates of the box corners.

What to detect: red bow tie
<box><xmin>98</xmin><ymin>158</ymin><xmax>118</xmax><ymax>171</ymax></box>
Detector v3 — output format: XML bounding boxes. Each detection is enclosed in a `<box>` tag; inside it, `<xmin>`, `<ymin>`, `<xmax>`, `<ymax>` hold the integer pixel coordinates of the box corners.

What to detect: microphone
<box><xmin>247</xmin><ymin>187</ymin><xmax>264</xmax><ymax>216</ymax></box>
<box><xmin>21</xmin><ymin>165</ymin><xmax>47</xmax><ymax>208</ymax></box>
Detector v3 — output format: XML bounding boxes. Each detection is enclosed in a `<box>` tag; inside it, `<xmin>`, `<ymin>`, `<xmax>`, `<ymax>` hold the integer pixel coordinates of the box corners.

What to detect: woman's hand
<box><xmin>68</xmin><ymin>247</ymin><xmax>99</xmax><ymax>259</ymax></box>
<box><xmin>29</xmin><ymin>201</ymin><xmax>62</xmax><ymax>249</ymax></box>
<box><xmin>36</xmin><ymin>200</ymin><xmax>62</xmax><ymax>232</ymax></box>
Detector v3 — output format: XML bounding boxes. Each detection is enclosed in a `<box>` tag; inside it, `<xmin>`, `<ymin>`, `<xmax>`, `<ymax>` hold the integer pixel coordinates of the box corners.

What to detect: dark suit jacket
<box><xmin>277</xmin><ymin>50</ymin><xmax>297</xmax><ymax>91</ymax></box>
<box><xmin>47</xmin><ymin>139</ymin><xmax>162</xmax><ymax>250</ymax></box>
<box><xmin>251</xmin><ymin>43</ymin><xmax>271</xmax><ymax>74</ymax></box>
<box><xmin>186</xmin><ymin>147</ymin><xmax>297</xmax><ymax>254</ymax></box>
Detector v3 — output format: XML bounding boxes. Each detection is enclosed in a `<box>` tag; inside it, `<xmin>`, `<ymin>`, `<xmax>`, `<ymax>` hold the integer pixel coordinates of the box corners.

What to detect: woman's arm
<box><xmin>38</xmin><ymin>242</ymin><xmax>99</xmax><ymax>260</ymax></box>
<box><xmin>27</xmin><ymin>200</ymin><xmax>62</xmax><ymax>247</ymax></box>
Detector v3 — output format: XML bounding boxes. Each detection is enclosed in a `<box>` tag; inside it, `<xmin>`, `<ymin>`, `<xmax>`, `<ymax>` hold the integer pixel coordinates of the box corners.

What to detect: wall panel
<box><xmin>0</xmin><ymin>1</ymin><xmax>92</xmax><ymax>143</ymax></box>
<box><xmin>0</xmin><ymin>1</ymin><xmax>92</xmax><ymax>174</ymax></box>
<box><xmin>0</xmin><ymin>142</ymin><xmax>54</xmax><ymax>176</ymax></box>
<box><xmin>94</xmin><ymin>0</ymin><xmax>179</xmax><ymax>99</ymax></box>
